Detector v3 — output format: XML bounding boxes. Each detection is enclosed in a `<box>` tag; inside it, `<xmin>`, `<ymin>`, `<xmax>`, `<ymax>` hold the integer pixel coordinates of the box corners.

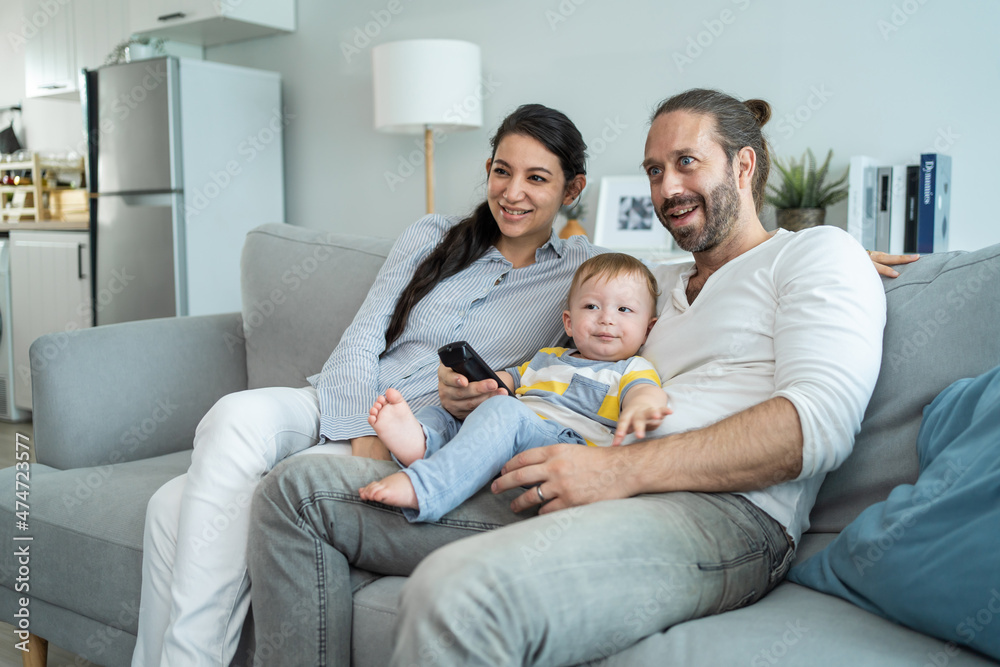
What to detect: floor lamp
<box><xmin>373</xmin><ymin>40</ymin><xmax>483</xmax><ymax>214</ymax></box>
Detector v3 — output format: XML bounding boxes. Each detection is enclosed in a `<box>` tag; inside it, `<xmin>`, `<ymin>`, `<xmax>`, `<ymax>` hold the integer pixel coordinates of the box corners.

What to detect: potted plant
<box><xmin>104</xmin><ymin>36</ymin><xmax>166</xmax><ymax>66</ymax></box>
<box><xmin>766</xmin><ymin>149</ymin><xmax>848</xmax><ymax>231</ymax></box>
<box><xmin>559</xmin><ymin>196</ymin><xmax>588</xmax><ymax>239</ymax></box>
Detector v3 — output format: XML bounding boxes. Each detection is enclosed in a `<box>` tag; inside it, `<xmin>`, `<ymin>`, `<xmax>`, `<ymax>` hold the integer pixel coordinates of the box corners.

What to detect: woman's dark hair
<box><xmin>382</xmin><ymin>104</ymin><xmax>588</xmax><ymax>352</ymax></box>
<box><xmin>651</xmin><ymin>89</ymin><xmax>771</xmax><ymax>213</ymax></box>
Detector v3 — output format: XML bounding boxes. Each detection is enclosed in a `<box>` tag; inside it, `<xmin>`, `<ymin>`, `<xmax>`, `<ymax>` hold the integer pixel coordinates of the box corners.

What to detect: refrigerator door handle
<box><xmin>157</xmin><ymin>11</ymin><xmax>186</xmax><ymax>21</ymax></box>
<box><xmin>78</xmin><ymin>244</ymin><xmax>86</xmax><ymax>280</ymax></box>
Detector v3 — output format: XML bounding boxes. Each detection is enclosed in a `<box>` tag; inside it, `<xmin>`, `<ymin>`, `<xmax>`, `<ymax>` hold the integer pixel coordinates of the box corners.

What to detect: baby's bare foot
<box><xmin>368</xmin><ymin>388</ymin><xmax>426</xmax><ymax>466</ymax></box>
<box><xmin>359</xmin><ymin>472</ymin><xmax>418</xmax><ymax>509</ymax></box>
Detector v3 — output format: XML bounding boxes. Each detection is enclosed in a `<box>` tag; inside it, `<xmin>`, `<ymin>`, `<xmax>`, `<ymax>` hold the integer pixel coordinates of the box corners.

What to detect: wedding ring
<box><xmin>536</xmin><ymin>486</ymin><xmax>546</xmax><ymax>503</ymax></box>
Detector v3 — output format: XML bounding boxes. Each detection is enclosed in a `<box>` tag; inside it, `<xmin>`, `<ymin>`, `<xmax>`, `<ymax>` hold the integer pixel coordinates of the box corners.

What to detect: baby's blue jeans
<box><xmin>402</xmin><ymin>395</ymin><xmax>587</xmax><ymax>523</ymax></box>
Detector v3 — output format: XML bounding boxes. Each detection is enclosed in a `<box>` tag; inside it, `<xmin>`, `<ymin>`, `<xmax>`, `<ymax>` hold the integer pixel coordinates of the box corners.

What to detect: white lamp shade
<box><xmin>373</xmin><ymin>39</ymin><xmax>483</xmax><ymax>134</ymax></box>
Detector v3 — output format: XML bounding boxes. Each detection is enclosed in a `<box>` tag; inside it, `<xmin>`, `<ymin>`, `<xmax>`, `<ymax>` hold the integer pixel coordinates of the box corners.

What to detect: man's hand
<box><xmin>612</xmin><ymin>386</ymin><xmax>672</xmax><ymax>446</ymax></box>
<box><xmin>351</xmin><ymin>435</ymin><xmax>392</xmax><ymax>460</ymax></box>
<box><xmin>491</xmin><ymin>445</ymin><xmax>635</xmax><ymax>515</ymax></box>
<box><xmin>868</xmin><ymin>250</ymin><xmax>919</xmax><ymax>278</ymax></box>
<box><xmin>438</xmin><ymin>363</ymin><xmax>508</xmax><ymax>419</ymax></box>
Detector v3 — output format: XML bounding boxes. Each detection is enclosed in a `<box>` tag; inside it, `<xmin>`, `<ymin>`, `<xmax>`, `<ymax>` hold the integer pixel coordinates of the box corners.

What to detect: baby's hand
<box><xmin>612</xmin><ymin>399</ymin><xmax>672</xmax><ymax>447</ymax></box>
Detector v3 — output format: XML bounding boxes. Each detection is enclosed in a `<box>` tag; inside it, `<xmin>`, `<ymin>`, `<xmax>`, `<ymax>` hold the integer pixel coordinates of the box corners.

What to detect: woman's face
<box><xmin>486</xmin><ymin>134</ymin><xmax>584</xmax><ymax>251</ymax></box>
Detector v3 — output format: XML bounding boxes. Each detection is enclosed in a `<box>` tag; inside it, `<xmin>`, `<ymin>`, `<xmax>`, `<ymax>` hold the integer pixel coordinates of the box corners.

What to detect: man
<box><xmin>247</xmin><ymin>89</ymin><xmax>886</xmax><ymax>665</ymax></box>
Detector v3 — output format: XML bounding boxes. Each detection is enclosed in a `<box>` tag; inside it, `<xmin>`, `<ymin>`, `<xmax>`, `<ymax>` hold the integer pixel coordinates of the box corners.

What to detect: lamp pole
<box><xmin>372</xmin><ymin>40</ymin><xmax>482</xmax><ymax>216</ymax></box>
<box><xmin>424</xmin><ymin>126</ymin><xmax>434</xmax><ymax>214</ymax></box>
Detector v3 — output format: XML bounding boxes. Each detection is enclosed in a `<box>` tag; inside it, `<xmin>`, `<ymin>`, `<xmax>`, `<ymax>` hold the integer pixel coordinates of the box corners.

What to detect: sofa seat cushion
<box><xmin>344</xmin><ymin>535</ymin><xmax>998</xmax><ymax>667</ymax></box>
<box><xmin>810</xmin><ymin>244</ymin><xmax>1000</xmax><ymax>532</ymax></box>
<box><xmin>594</xmin><ymin>581</ymin><xmax>999</xmax><ymax>666</ymax></box>
<box><xmin>0</xmin><ymin>450</ymin><xmax>191</xmax><ymax>635</ymax></box>
<box><xmin>790</xmin><ymin>363</ymin><xmax>1000</xmax><ymax>660</ymax></box>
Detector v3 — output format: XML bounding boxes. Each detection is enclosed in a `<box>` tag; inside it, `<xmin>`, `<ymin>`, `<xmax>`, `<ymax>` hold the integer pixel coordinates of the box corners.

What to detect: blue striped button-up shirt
<box><xmin>314</xmin><ymin>214</ymin><xmax>599</xmax><ymax>441</ymax></box>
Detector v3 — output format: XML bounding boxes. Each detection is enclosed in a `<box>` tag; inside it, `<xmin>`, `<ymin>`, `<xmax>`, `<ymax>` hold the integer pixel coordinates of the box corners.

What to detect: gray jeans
<box><xmin>246</xmin><ymin>455</ymin><xmax>794</xmax><ymax>666</ymax></box>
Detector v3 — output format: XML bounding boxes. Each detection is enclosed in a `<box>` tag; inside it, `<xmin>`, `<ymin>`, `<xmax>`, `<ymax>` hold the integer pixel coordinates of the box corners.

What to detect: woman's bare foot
<box><xmin>368</xmin><ymin>388</ymin><xmax>427</xmax><ymax>466</ymax></box>
<box><xmin>359</xmin><ymin>471</ymin><xmax>418</xmax><ymax>509</ymax></box>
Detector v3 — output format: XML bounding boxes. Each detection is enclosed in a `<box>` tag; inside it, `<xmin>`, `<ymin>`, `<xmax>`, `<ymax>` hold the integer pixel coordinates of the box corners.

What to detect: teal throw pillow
<box><xmin>789</xmin><ymin>363</ymin><xmax>1000</xmax><ymax>661</ymax></box>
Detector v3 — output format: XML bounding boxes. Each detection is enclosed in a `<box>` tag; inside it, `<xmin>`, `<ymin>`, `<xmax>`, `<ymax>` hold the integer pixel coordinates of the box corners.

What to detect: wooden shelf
<box><xmin>0</xmin><ymin>185</ymin><xmax>81</xmax><ymax>193</ymax></box>
<box><xmin>1</xmin><ymin>154</ymin><xmax>87</xmax><ymax>226</ymax></box>
<box><xmin>0</xmin><ymin>220</ymin><xmax>89</xmax><ymax>232</ymax></box>
<box><xmin>1</xmin><ymin>157</ymin><xmax>84</xmax><ymax>172</ymax></box>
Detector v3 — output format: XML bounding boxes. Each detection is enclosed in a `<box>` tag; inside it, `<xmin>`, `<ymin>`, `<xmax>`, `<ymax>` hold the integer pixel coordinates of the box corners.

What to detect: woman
<box><xmin>131</xmin><ymin>103</ymin><xmax>593</xmax><ymax>666</ymax></box>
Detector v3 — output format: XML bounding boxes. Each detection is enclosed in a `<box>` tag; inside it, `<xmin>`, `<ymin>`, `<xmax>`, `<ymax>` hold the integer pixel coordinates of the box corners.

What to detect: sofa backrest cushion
<box><xmin>240</xmin><ymin>224</ymin><xmax>393</xmax><ymax>390</ymax></box>
<box><xmin>810</xmin><ymin>243</ymin><xmax>1000</xmax><ymax>532</ymax></box>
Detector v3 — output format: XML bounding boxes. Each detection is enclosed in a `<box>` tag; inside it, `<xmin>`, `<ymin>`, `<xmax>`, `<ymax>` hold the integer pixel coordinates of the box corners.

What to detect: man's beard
<box><xmin>656</xmin><ymin>173</ymin><xmax>741</xmax><ymax>253</ymax></box>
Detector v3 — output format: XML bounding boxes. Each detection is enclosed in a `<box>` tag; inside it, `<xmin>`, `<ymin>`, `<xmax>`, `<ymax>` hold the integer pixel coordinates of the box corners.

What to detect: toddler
<box><xmin>359</xmin><ymin>253</ymin><xmax>670</xmax><ymax>522</ymax></box>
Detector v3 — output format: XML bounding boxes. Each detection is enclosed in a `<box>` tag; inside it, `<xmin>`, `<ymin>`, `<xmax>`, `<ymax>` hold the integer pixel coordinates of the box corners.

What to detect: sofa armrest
<box><xmin>29</xmin><ymin>312</ymin><xmax>248</xmax><ymax>470</ymax></box>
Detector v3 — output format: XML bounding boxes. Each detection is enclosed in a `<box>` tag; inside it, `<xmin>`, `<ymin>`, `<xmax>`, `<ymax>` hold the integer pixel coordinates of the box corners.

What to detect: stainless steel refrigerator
<box><xmin>83</xmin><ymin>56</ymin><xmax>285</xmax><ymax>325</ymax></box>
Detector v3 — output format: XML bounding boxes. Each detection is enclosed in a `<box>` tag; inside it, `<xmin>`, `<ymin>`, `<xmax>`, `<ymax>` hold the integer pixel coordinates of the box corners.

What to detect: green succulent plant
<box><xmin>766</xmin><ymin>148</ymin><xmax>848</xmax><ymax>210</ymax></box>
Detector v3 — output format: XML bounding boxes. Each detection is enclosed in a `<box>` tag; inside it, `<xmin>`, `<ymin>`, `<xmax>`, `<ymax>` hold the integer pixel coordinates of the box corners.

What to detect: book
<box><xmin>848</xmin><ymin>156</ymin><xmax>880</xmax><ymax>250</ymax></box>
<box><xmin>916</xmin><ymin>153</ymin><xmax>952</xmax><ymax>254</ymax></box>
<box><xmin>875</xmin><ymin>166</ymin><xmax>892</xmax><ymax>253</ymax></box>
<box><xmin>904</xmin><ymin>165</ymin><xmax>920</xmax><ymax>253</ymax></box>
<box><xmin>888</xmin><ymin>164</ymin><xmax>910</xmax><ymax>255</ymax></box>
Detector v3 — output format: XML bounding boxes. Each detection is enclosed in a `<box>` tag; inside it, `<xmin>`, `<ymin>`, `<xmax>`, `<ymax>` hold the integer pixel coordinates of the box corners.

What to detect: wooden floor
<box><xmin>0</xmin><ymin>420</ymin><xmax>95</xmax><ymax>666</ymax></box>
<box><xmin>0</xmin><ymin>624</ymin><xmax>93</xmax><ymax>667</ymax></box>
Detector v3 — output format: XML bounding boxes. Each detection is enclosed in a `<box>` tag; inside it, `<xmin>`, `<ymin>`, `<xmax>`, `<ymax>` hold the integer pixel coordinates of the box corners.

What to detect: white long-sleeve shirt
<box><xmin>641</xmin><ymin>226</ymin><xmax>886</xmax><ymax>544</ymax></box>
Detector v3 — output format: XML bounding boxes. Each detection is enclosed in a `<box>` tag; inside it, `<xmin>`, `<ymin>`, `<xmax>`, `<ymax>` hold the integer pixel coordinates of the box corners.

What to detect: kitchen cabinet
<box><xmin>10</xmin><ymin>230</ymin><xmax>92</xmax><ymax>411</ymax></box>
<box><xmin>74</xmin><ymin>0</ymin><xmax>131</xmax><ymax>73</ymax></box>
<box><xmin>23</xmin><ymin>0</ymin><xmax>78</xmax><ymax>98</ymax></box>
<box><xmin>24</xmin><ymin>0</ymin><xmax>130</xmax><ymax>99</ymax></box>
<box><xmin>130</xmin><ymin>0</ymin><xmax>294</xmax><ymax>47</ymax></box>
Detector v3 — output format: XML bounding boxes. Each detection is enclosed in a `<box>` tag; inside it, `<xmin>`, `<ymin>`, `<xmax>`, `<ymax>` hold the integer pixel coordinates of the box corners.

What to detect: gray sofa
<box><xmin>2</xmin><ymin>222</ymin><xmax>999</xmax><ymax>666</ymax></box>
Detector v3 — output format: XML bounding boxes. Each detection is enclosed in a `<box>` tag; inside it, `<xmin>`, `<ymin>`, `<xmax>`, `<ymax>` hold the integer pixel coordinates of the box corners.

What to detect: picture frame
<box><xmin>593</xmin><ymin>176</ymin><xmax>674</xmax><ymax>251</ymax></box>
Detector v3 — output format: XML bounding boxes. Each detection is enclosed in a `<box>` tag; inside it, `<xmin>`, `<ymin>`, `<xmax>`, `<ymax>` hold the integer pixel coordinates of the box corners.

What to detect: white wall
<box><xmin>3</xmin><ymin>0</ymin><xmax>998</xmax><ymax>250</ymax></box>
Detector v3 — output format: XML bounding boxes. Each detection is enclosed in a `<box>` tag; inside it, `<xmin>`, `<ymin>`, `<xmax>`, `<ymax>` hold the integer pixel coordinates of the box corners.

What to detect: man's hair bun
<box><xmin>744</xmin><ymin>99</ymin><xmax>771</xmax><ymax>126</ymax></box>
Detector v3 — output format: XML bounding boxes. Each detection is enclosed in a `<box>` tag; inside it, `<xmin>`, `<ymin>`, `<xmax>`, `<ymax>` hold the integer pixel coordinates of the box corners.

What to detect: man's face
<box><xmin>642</xmin><ymin>111</ymin><xmax>742</xmax><ymax>253</ymax></box>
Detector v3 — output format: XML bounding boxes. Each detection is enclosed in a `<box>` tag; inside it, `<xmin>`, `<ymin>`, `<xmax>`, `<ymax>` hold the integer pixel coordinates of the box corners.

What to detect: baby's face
<box><xmin>563</xmin><ymin>273</ymin><xmax>657</xmax><ymax>362</ymax></box>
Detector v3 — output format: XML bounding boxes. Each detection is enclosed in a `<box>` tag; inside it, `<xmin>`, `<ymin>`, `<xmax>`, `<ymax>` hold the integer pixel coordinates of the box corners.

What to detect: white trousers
<box><xmin>131</xmin><ymin>385</ymin><xmax>352</xmax><ymax>667</ymax></box>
